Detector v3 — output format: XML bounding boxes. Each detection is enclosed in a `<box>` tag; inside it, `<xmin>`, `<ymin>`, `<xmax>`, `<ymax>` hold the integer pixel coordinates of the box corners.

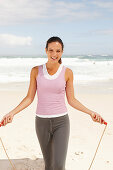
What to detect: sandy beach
<box><xmin>0</xmin><ymin>80</ymin><xmax>113</xmax><ymax>170</ymax></box>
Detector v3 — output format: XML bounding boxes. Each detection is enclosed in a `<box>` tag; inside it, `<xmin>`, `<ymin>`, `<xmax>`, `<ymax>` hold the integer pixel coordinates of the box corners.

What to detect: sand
<box><xmin>0</xmin><ymin>80</ymin><xmax>113</xmax><ymax>170</ymax></box>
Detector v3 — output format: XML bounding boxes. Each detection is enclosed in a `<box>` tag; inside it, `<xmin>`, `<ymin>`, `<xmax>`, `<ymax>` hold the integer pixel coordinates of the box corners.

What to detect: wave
<box><xmin>0</xmin><ymin>57</ymin><xmax>113</xmax><ymax>83</ymax></box>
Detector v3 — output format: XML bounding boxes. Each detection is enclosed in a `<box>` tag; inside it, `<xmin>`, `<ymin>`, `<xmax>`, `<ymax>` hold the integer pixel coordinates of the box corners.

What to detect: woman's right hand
<box><xmin>0</xmin><ymin>112</ymin><xmax>14</xmax><ymax>126</ymax></box>
<box><xmin>90</xmin><ymin>111</ymin><xmax>106</xmax><ymax>124</ymax></box>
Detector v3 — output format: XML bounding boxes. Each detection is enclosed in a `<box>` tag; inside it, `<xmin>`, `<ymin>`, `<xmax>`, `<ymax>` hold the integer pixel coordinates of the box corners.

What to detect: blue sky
<box><xmin>0</xmin><ymin>0</ymin><xmax>113</xmax><ymax>55</ymax></box>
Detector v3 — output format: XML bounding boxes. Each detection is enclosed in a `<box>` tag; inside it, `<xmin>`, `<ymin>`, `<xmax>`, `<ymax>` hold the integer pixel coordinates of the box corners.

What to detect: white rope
<box><xmin>0</xmin><ymin>137</ymin><xmax>17</xmax><ymax>170</ymax></box>
<box><xmin>88</xmin><ymin>124</ymin><xmax>107</xmax><ymax>170</ymax></box>
<box><xmin>0</xmin><ymin>122</ymin><xmax>107</xmax><ymax>170</ymax></box>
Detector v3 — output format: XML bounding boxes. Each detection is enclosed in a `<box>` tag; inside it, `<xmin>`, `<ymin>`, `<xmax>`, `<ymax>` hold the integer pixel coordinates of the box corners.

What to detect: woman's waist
<box><xmin>36</xmin><ymin>111</ymin><xmax>68</xmax><ymax>118</ymax></box>
<box><xmin>36</xmin><ymin>104</ymin><xmax>67</xmax><ymax>114</ymax></box>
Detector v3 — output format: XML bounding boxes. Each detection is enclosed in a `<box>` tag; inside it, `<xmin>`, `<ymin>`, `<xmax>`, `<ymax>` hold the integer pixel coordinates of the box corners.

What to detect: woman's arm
<box><xmin>1</xmin><ymin>66</ymin><xmax>38</xmax><ymax>126</ymax></box>
<box><xmin>68</xmin><ymin>98</ymin><xmax>94</xmax><ymax>116</ymax></box>
<box><xmin>65</xmin><ymin>68</ymin><xmax>105</xmax><ymax>124</ymax></box>
<box><xmin>10</xmin><ymin>66</ymin><xmax>38</xmax><ymax>116</ymax></box>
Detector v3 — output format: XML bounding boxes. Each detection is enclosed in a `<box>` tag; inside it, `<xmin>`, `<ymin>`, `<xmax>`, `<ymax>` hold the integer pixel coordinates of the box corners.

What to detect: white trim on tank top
<box><xmin>43</xmin><ymin>63</ymin><xmax>63</xmax><ymax>80</ymax></box>
<box><xmin>36</xmin><ymin>112</ymin><xmax>68</xmax><ymax>118</ymax></box>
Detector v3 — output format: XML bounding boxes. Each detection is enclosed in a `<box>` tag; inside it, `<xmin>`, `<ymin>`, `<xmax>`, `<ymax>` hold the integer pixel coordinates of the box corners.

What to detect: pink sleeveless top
<box><xmin>36</xmin><ymin>63</ymin><xmax>68</xmax><ymax>118</ymax></box>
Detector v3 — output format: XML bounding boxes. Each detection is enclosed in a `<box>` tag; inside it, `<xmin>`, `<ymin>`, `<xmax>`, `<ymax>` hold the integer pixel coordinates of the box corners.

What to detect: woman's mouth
<box><xmin>51</xmin><ymin>57</ymin><xmax>58</xmax><ymax>60</ymax></box>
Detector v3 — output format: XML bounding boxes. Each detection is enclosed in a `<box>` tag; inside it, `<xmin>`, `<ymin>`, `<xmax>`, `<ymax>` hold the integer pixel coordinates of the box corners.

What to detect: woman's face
<box><xmin>45</xmin><ymin>41</ymin><xmax>63</xmax><ymax>63</ymax></box>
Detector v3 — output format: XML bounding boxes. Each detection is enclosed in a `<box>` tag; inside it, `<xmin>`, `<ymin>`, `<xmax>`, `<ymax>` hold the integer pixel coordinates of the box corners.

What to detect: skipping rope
<box><xmin>0</xmin><ymin>120</ymin><xmax>107</xmax><ymax>170</ymax></box>
<box><xmin>0</xmin><ymin>121</ymin><xmax>16</xmax><ymax>170</ymax></box>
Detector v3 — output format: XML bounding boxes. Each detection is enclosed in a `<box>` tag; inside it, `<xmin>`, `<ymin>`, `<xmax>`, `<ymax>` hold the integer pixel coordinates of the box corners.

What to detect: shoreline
<box><xmin>0</xmin><ymin>79</ymin><xmax>113</xmax><ymax>94</ymax></box>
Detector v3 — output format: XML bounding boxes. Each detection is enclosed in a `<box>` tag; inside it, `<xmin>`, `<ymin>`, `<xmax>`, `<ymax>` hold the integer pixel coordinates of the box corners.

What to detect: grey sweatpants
<box><xmin>35</xmin><ymin>114</ymin><xmax>70</xmax><ymax>170</ymax></box>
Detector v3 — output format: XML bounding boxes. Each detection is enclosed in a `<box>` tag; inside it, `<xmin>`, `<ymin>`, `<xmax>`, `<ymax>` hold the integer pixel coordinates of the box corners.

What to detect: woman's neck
<box><xmin>46</xmin><ymin>62</ymin><xmax>60</xmax><ymax>70</ymax></box>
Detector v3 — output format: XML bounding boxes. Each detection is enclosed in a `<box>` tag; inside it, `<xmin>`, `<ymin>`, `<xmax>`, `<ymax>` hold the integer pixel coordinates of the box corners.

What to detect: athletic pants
<box><xmin>35</xmin><ymin>114</ymin><xmax>70</xmax><ymax>170</ymax></box>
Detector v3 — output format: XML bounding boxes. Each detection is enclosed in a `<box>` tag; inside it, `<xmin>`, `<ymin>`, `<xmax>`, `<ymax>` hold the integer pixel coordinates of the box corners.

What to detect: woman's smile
<box><xmin>51</xmin><ymin>57</ymin><xmax>58</xmax><ymax>60</ymax></box>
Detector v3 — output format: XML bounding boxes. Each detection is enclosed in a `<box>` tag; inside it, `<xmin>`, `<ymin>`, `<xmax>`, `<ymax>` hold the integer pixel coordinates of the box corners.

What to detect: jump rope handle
<box><xmin>0</xmin><ymin>121</ymin><xmax>4</xmax><ymax>127</ymax></box>
<box><xmin>104</xmin><ymin>122</ymin><xmax>107</xmax><ymax>125</ymax></box>
<box><xmin>93</xmin><ymin>115</ymin><xmax>107</xmax><ymax>125</ymax></box>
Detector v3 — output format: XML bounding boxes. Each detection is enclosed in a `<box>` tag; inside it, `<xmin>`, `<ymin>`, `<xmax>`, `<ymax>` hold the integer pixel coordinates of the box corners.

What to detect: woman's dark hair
<box><xmin>46</xmin><ymin>36</ymin><xmax>64</xmax><ymax>64</ymax></box>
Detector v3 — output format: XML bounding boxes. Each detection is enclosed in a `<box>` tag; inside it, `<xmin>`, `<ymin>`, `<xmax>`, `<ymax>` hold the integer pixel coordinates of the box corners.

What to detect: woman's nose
<box><xmin>52</xmin><ymin>51</ymin><xmax>57</xmax><ymax>56</ymax></box>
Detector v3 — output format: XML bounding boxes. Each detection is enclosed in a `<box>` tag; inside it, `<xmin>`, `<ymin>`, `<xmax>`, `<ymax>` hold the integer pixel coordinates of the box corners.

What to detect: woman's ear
<box><xmin>45</xmin><ymin>48</ymin><xmax>47</xmax><ymax>54</ymax></box>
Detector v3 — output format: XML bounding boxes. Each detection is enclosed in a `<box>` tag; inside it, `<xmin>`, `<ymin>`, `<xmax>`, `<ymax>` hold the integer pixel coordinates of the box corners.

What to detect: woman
<box><xmin>0</xmin><ymin>36</ymin><xmax>106</xmax><ymax>170</ymax></box>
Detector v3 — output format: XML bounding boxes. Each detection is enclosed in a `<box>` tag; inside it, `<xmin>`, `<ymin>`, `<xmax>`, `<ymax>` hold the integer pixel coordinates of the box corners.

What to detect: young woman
<box><xmin>0</xmin><ymin>36</ymin><xmax>106</xmax><ymax>170</ymax></box>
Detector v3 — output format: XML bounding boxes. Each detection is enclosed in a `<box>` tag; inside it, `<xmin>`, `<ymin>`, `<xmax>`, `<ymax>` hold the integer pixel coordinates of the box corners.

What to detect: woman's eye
<box><xmin>49</xmin><ymin>50</ymin><xmax>60</xmax><ymax>52</ymax></box>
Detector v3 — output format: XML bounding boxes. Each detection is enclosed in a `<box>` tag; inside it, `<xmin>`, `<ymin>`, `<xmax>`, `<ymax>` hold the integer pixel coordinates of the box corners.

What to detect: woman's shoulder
<box><xmin>65</xmin><ymin>66</ymin><xmax>73</xmax><ymax>74</ymax></box>
<box><xmin>32</xmin><ymin>64</ymin><xmax>42</xmax><ymax>72</ymax></box>
<box><xmin>31</xmin><ymin>64</ymin><xmax>44</xmax><ymax>79</ymax></box>
<box><xmin>31</xmin><ymin>65</ymin><xmax>40</xmax><ymax>80</ymax></box>
<box><xmin>31</xmin><ymin>65</ymin><xmax>38</xmax><ymax>72</ymax></box>
<box><xmin>64</xmin><ymin>66</ymin><xmax>73</xmax><ymax>81</ymax></box>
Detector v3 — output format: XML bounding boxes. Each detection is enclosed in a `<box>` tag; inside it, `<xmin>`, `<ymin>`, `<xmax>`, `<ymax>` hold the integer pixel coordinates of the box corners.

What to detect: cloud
<box><xmin>48</xmin><ymin>1</ymin><xmax>101</xmax><ymax>20</ymax></box>
<box><xmin>80</xmin><ymin>29</ymin><xmax>113</xmax><ymax>37</ymax></box>
<box><xmin>94</xmin><ymin>29</ymin><xmax>113</xmax><ymax>35</ymax></box>
<box><xmin>92</xmin><ymin>1</ymin><xmax>113</xmax><ymax>10</ymax></box>
<box><xmin>0</xmin><ymin>0</ymin><xmax>51</xmax><ymax>25</ymax></box>
<box><xmin>0</xmin><ymin>0</ymin><xmax>105</xmax><ymax>25</ymax></box>
<box><xmin>0</xmin><ymin>34</ymin><xmax>32</xmax><ymax>46</ymax></box>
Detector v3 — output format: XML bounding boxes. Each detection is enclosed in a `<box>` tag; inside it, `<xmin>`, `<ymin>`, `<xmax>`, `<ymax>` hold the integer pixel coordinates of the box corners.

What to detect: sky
<box><xmin>0</xmin><ymin>0</ymin><xmax>113</xmax><ymax>56</ymax></box>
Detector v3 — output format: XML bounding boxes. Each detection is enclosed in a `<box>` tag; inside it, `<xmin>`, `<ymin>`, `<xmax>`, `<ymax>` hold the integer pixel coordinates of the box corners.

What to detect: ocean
<box><xmin>0</xmin><ymin>55</ymin><xmax>113</xmax><ymax>84</ymax></box>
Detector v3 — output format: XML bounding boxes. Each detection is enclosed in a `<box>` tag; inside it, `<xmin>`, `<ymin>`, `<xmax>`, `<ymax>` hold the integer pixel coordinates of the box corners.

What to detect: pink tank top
<box><xmin>36</xmin><ymin>63</ymin><xmax>68</xmax><ymax>118</ymax></box>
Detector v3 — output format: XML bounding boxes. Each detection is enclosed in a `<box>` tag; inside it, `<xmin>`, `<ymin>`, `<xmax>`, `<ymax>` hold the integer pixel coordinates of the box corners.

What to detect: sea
<box><xmin>0</xmin><ymin>55</ymin><xmax>113</xmax><ymax>85</ymax></box>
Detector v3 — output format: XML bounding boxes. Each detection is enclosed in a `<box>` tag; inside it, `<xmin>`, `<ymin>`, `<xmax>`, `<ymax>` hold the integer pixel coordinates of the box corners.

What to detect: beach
<box><xmin>0</xmin><ymin>80</ymin><xmax>113</xmax><ymax>170</ymax></box>
<box><xmin>0</xmin><ymin>0</ymin><xmax>113</xmax><ymax>168</ymax></box>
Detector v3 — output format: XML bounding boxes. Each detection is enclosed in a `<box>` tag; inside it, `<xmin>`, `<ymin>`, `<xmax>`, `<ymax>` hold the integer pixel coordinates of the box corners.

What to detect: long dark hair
<box><xmin>46</xmin><ymin>36</ymin><xmax>64</xmax><ymax>64</ymax></box>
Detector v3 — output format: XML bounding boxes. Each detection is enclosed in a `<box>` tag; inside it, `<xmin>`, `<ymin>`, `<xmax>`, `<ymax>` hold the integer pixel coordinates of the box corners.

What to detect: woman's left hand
<box><xmin>90</xmin><ymin>112</ymin><xmax>105</xmax><ymax>124</ymax></box>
